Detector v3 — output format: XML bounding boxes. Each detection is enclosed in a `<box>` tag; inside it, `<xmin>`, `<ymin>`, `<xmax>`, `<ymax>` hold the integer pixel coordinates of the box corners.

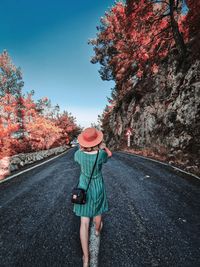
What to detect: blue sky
<box><xmin>0</xmin><ymin>0</ymin><xmax>116</xmax><ymax>127</ymax></box>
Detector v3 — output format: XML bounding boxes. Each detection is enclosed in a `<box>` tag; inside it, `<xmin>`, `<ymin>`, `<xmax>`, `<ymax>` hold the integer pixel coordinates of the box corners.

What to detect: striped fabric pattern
<box><xmin>73</xmin><ymin>149</ymin><xmax>109</xmax><ymax>217</ymax></box>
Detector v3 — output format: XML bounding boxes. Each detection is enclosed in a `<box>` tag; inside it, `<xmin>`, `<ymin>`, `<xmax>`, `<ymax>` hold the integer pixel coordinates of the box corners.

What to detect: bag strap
<box><xmin>75</xmin><ymin>149</ymin><xmax>99</xmax><ymax>190</ymax></box>
<box><xmin>85</xmin><ymin>149</ymin><xmax>99</xmax><ymax>192</ymax></box>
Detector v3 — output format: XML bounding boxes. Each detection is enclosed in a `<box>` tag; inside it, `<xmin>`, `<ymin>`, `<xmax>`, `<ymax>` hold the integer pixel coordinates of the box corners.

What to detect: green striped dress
<box><xmin>73</xmin><ymin>148</ymin><xmax>109</xmax><ymax>217</ymax></box>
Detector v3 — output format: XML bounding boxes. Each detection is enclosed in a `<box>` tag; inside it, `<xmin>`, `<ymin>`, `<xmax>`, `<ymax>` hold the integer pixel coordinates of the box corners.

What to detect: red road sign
<box><xmin>125</xmin><ymin>128</ymin><xmax>132</xmax><ymax>136</ymax></box>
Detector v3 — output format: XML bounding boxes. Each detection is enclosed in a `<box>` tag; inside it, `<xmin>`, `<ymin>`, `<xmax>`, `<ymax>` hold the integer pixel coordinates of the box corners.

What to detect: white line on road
<box><xmin>0</xmin><ymin>148</ymin><xmax>73</xmax><ymax>184</ymax></box>
<box><xmin>89</xmin><ymin>222</ymin><xmax>101</xmax><ymax>267</ymax></box>
<box><xmin>120</xmin><ymin>151</ymin><xmax>200</xmax><ymax>181</ymax></box>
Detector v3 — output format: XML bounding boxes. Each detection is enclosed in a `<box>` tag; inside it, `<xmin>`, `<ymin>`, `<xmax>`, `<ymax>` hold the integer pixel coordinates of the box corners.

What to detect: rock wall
<box><xmin>0</xmin><ymin>145</ymin><xmax>70</xmax><ymax>180</ymax></box>
<box><xmin>104</xmin><ymin>58</ymin><xmax>200</xmax><ymax>176</ymax></box>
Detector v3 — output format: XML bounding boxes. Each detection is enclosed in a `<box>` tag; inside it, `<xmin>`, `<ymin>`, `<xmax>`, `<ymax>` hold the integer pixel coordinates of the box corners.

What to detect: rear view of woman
<box><xmin>73</xmin><ymin>127</ymin><xmax>112</xmax><ymax>267</ymax></box>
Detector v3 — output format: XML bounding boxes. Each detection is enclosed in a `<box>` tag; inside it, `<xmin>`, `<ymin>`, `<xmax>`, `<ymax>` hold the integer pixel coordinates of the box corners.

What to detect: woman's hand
<box><xmin>99</xmin><ymin>142</ymin><xmax>106</xmax><ymax>149</ymax></box>
<box><xmin>99</xmin><ymin>142</ymin><xmax>112</xmax><ymax>157</ymax></box>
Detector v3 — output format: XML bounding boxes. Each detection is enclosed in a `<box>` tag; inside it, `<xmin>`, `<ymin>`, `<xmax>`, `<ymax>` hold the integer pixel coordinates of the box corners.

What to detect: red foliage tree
<box><xmin>26</xmin><ymin>115</ymin><xmax>62</xmax><ymax>151</ymax></box>
<box><xmin>0</xmin><ymin>51</ymin><xmax>81</xmax><ymax>161</ymax></box>
<box><xmin>55</xmin><ymin>111</ymin><xmax>81</xmax><ymax>145</ymax></box>
<box><xmin>0</xmin><ymin>93</ymin><xmax>20</xmax><ymax>158</ymax></box>
<box><xmin>89</xmin><ymin>0</ymin><xmax>188</xmax><ymax>100</ymax></box>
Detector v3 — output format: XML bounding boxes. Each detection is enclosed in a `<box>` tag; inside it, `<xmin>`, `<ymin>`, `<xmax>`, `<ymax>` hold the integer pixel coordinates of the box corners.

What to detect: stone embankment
<box><xmin>0</xmin><ymin>145</ymin><xmax>70</xmax><ymax>180</ymax></box>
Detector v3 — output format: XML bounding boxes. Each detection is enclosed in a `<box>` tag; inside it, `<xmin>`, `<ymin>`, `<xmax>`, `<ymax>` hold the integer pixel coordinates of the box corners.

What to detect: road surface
<box><xmin>0</xmin><ymin>148</ymin><xmax>200</xmax><ymax>266</ymax></box>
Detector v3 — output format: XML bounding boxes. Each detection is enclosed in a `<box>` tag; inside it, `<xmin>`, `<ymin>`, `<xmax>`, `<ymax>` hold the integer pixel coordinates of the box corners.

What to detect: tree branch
<box><xmin>152</xmin><ymin>12</ymin><xmax>170</xmax><ymax>23</ymax></box>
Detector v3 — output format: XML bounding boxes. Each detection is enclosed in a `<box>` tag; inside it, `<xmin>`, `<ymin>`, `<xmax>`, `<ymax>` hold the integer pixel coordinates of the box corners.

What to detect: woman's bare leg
<box><xmin>80</xmin><ymin>217</ymin><xmax>90</xmax><ymax>263</ymax></box>
<box><xmin>93</xmin><ymin>215</ymin><xmax>102</xmax><ymax>232</ymax></box>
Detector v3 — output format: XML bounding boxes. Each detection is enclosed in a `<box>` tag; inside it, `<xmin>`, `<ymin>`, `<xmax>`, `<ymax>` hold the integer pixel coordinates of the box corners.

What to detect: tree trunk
<box><xmin>169</xmin><ymin>0</ymin><xmax>187</xmax><ymax>60</ymax></box>
<box><xmin>16</xmin><ymin>92</ymin><xmax>25</xmax><ymax>139</ymax></box>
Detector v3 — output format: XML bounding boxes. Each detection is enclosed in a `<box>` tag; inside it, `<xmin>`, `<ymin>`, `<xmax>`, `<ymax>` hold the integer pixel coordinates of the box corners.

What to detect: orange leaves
<box><xmin>22</xmin><ymin>95</ymin><xmax>37</xmax><ymax>120</ymax></box>
<box><xmin>115</xmin><ymin>39</ymin><xmax>126</xmax><ymax>51</ymax></box>
<box><xmin>136</xmin><ymin>69</ymin><xmax>144</xmax><ymax>78</ymax></box>
<box><xmin>111</xmin><ymin>2</ymin><xmax>124</xmax><ymax>14</ymax></box>
<box><xmin>55</xmin><ymin>112</ymin><xmax>80</xmax><ymax>145</ymax></box>
<box><xmin>0</xmin><ymin>50</ymin><xmax>17</xmax><ymax>74</ymax></box>
<box><xmin>27</xmin><ymin>115</ymin><xmax>62</xmax><ymax>150</ymax></box>
<box><xmin>4</xmin><ymin>105</ymin><xmax>14</xmax><ymax>113</ymax></box>
<box><xmin>0</xmin><ymin>51</ymin><xmax>80</xmax><ymax>160</ymax></box>
<box><xmin>91</xmin><ymin>1</ymin><xmax>190</xmax><ymax>109</ymax></box>
<box><xmin>141</xmin><ymin>36</ymin><xmax>151</xmax><ymax>46</ymax></box>
<box><xmin>125</xmin><ymin>1</ymin><xmax>173</xmax><ymax>68</ymax></box>
<box><xmin>151</xmin><ymin>63</ymin><xmax>159</xmax><ymax>74</ymax></box>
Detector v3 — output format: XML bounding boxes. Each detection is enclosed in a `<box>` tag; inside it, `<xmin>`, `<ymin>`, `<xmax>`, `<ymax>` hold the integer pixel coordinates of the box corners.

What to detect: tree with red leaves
<box><xmin>0</xmin><ymin>51</ymin><xmax>81</xmax><ymax>158</ymax></box>
<box><xmin>0</xmin><ymin>93</ymin><xmax>19</xmax><ymax>157</ymax></box>
<box><xmin>55</xmin><ymin>111</ymin><xmax>81</xmax><ymax>145</ymax></box>
<box><xmin>89</xmin><ymin>0</ymin><xmax>188</xmax><ymax>100</ymax></box>
<box><xmin>26</xmin><ymin>115</ymin><xmax>62</xmax><ymax>151</ymax></box>
<box><xmin>0</xmin><ymin>50</ymin><xmax>25</xmax><ymax>140</ymax></box>
<box><xmin>0</xmin><ymin>50</ymin><xmax>24</xmax><ymax>97</ymax></box>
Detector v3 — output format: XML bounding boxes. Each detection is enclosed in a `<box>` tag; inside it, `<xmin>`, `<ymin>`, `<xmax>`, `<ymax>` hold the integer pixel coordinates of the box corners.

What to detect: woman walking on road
<box><xmin>73</xmin><ymin>127</ymin><xmax>112</xmax><ymax>267</ymax></box>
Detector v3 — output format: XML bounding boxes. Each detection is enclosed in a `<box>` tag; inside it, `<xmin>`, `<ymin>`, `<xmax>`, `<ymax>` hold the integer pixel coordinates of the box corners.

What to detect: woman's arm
<box><xmin>99</xmin><ymin>142</ymin><xmax>112</xmax><ymax>157</ymax></box>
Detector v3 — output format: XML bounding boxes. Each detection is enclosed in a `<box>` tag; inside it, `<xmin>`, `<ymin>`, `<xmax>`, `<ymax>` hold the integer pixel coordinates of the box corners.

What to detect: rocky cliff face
<box><xmin>104</xmin><ymin>55</ymin><xmax>200</xmax><ymax>176</ymax></box>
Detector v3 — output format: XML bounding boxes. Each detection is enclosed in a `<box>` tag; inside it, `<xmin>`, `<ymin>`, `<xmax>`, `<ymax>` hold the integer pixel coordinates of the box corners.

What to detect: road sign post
<box><xmin>125</xmin><ymin>128</ymin><xmax>132</xmax><ymax>147</ymax></box>
<box><xmin>127</xmin><ymin>135</ymin><xmax>130</xmax><ymax>147</ymax></box>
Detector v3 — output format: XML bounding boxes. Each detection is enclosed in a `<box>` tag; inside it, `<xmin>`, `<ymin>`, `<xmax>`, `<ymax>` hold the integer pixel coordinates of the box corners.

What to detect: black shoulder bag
<box><xmin>71</xmin><ymin>150</ymin><xmax>99</xmax><ymax>205</ymax></box>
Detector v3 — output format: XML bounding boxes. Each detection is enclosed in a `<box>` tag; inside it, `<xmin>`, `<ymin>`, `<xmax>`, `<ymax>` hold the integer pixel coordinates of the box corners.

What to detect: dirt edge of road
<box><xmin>120</xmin><ymin>149</ymin><xmax>200</xmax><ymax>180</ymax></box>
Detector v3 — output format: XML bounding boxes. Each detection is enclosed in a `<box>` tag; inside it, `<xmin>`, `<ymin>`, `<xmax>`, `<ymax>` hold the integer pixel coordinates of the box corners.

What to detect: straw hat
<box><xmin>78</xmin><ymin>127</ymin><xmax>103</xmax><ymax>148</ymax></box>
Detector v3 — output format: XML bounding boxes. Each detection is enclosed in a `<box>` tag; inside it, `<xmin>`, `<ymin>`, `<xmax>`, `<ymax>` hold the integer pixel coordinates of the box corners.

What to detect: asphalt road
<box><xmin>0</xmin><ymin>148</ymin><xmax>200</xmax><ymax>267</ymax></box>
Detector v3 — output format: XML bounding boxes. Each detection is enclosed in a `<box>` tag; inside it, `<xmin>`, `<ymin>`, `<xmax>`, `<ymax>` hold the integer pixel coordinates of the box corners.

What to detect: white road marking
<box><xmin>89</xmin><ymin>222</ymin><xmax>101</xmax><ymax>267</ymax></box>
<box><xmin>0</xmin><ymin>148</ymin><xmax>73</xmax><ymax>184</ymax></box>
<box><xmin>120</xmin><ymin>151</ymin><xmax>200</xmax><ymax>181</ymax></box>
